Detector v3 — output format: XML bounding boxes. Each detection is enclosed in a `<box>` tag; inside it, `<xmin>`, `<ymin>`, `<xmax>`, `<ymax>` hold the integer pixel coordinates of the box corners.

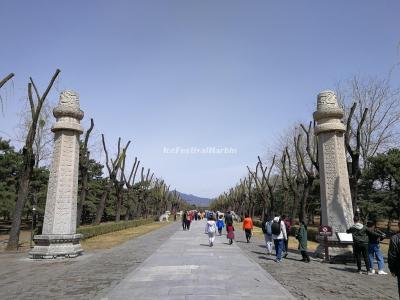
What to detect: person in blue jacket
<box><xmin>216</xmin><ymin>215</ymin><xmax>225</xmax><ymax>236</ymax></box>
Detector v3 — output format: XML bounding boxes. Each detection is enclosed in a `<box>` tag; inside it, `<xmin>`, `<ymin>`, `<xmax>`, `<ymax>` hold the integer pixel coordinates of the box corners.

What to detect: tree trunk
<box><xmin>300</xmin><ymin>183</ymin><xmax>310</xmax><ymax>222</ymax></box>
<box><xmin>77</xmin><ymin>174</ymin><xmax>88</xmax><ymax>226</ymax></box>
<box><xmin>7</xmin><ymin>173</ymin><xmax>30</xmax><ymax>250</ymax></box>
<box><xmin>300</xmin><ymin>177</ymin><xmax>314</xmax><ymax>223</ymax></box>
<box><xmin>94</xmin><ymin>189</ymin><xmax>109</xmax><ymax>225</ymax></box>
<box><xmin>290</xmin><ymin>189</ymin><xmax>300</xmax><ymax>225</ymax></box>
<box><xmin>115</xmin><ymin>187</ymin><xmax>121</xmax><ymax>222</ymax></box>
<box><xmin>283</xmin><ymin>188</ymin><xmax>289</xmax><ymax>215</ymax></box>
<box><xmin>349</xmin><ymin>176</ymin><xmax>358</xmax><ymax>214</ymax></box>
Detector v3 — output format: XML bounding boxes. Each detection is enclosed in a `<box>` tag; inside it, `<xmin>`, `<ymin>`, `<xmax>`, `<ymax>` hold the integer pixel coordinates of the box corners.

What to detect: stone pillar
<box><xmin>313</xmin><ymin>91</ymin><xmax>354</xmax><ymax>259</ymax></box>
<box><xmin>30</xmin><ymin>90</ymin><xmax>84</xmax><ymax>259</ymax></box>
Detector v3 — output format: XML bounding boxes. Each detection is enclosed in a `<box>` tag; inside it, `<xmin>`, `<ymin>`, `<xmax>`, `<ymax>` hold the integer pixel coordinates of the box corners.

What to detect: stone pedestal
<box><xmin>30</xmin><ymin>91</ymin><xmax>84</xmax><ymax>259</ymax></box>
<box><xmin>313</xmin><ymin>91</ymin><xmax>354</xmax><ymax>260</ymax></box>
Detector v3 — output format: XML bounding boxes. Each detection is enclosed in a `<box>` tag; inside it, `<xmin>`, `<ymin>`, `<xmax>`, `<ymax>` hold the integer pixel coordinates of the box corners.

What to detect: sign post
<box><xmin>319</xmin><ymin>225</ymin><xmax>333</xmax><ymax>262</ymax></box>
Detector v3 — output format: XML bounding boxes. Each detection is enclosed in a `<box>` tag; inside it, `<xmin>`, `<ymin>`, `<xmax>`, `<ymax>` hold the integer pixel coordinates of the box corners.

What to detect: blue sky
<box><xmin>1</xmin><ymin>1</ymin><xmax>399</xmax><ymax>198</ymax></box>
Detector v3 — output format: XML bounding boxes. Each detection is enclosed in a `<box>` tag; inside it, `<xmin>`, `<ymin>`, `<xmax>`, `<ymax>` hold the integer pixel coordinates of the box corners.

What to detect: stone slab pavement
<box><xmin>0</xmin><ymin>222</ymin><xmax>180</xmax><ymax>300</ymax></box>
<box><xmin>104</xmin><ymin>220</ymin><xmax>295</xmax><ymax>300</ymax></box>
<box><xmin>235</xmin><ymin>230</ymin><xmax>398</xmax><ymax>300</ymax></box>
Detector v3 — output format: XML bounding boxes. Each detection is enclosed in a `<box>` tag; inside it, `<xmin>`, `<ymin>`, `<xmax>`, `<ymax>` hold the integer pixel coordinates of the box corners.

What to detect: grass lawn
<box><xmin>0</xmin><ymin>230</ymin><xmax>32</xmax><ymax>252</ymax></box>
<box><xmin>81</xmin><ymin>221</ymin><xmax>170</xmax><ymax>251</ymax></box>
<box><xmin>0</xmin><ymin>221</ymin><xmax>172</xmax><ymax>252</ymax></box>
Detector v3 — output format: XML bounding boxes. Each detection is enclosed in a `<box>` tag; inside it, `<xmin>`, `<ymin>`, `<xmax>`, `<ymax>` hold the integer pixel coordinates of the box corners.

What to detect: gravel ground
<box><xmin>235</xmin><ymin>230</ymin><xmax>398</xmax><ymax>300</ymax></box>
<box><xmin>0</xmin><ymin>222</ymin><xmax>180</xmax><ymax>300</ymax></box>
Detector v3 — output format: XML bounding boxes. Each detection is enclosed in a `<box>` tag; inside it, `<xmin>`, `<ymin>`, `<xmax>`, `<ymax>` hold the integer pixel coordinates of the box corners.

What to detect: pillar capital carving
<box><xmin>52</xmin><ymin>90</ymin><xmax>84</xmax><ymax>133</ymax></box>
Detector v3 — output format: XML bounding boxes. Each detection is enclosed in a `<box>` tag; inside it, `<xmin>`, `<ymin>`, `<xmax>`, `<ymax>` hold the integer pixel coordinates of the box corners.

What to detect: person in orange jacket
<box><xmin>243</xmin><ymin>214</ymin><xmax>254</xmax><ymax>243</ymax></box>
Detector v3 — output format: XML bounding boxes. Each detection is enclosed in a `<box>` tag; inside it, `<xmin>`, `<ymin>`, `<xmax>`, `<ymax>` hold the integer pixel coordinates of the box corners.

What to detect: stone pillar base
<box><xmin>29</xmin><ymin>234</ymin><xmax>83</xmax><ymax>259</ymax></box>
<box><xmin>314</xmin><ymin>241</ymin><xmax>353</xmax><ymax>263</ymax></box>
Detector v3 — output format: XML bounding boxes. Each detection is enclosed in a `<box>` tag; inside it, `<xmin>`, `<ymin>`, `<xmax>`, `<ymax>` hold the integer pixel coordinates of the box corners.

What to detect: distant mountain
<box><xmin>177</xmin><ymin>192</ymin><xmax>212</xmax><ymax>207</ymax></box>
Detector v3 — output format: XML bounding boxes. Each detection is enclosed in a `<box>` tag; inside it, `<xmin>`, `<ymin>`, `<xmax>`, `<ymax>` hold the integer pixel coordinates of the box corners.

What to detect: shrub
<box><xmin>253</xmin><ymin>220</ymin><xmax>263</xmax><ymax>229</ymax></box>
<box><xmin>77</xmin><ymin>218</ymin><xmax>154</xmax><ymax>240</ymax></box>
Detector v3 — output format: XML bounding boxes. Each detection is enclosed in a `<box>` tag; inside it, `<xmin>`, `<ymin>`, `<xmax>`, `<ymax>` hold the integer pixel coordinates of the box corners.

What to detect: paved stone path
<box><xmin>0</xmin><ymin>222</ymin><xmax>179</xmax><ymax>300</ymax></box>
<box><xmin>235</xmin><ymin>231</ymin><xmax>398</xmax><ymax>300</ymax></box>
<box><xmin>105</xmin><ymin>220</ymin><xmax>294</xmax><ymax>299</ymax></box>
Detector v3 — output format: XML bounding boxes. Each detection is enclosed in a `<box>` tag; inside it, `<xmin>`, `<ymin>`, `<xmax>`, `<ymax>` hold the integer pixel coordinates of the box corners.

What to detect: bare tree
<box><xmin>111</xmin><ymin>139</ymin><xmax>131</xmax><ymax>222</ymax></box>
<box><xmin>248</xmin><ymin>155</ymin><xmax>278</xmax><ymax>218</ymax></box>
<box><xmin>351</xmin><ymin>78</ymin><xmax>400</xmax><ymax>162</ymax></box>
<box><xmin>123</xmin><ymin>157</ymin><xmax>140</xmax><ymax>220</ymax></box>
<box><xmin>281</xmin><ymin>143</ymin><xmax>302</xmax><ymax>224</ymax></box>
<box><xmin>93</xmin><ymin>135</ymin><xmax>125</xmax><ymax>225</ymax></box>
<box><xmin>122</xmin><ymin>157</ymin><xmax>153</xmax><ymax>220</ymax></box>
<box><xmin>338</xmin><ymin>77</ymin><xmax>400</xmax><ymax>212</ymax></box>
<box><xmin>0</xmin><ymin>73</ymin><xmax>15</xmax><ymax>111</ymax></box>
<box><xmin>17</xmin><ymin>101</ymin><xmax>54</xmax><ymax>168</ymax></box>
<box><xmin>247</xmin><ymin>164</ymin><xmax>268</xmax><ymax>217</ymax></box>
<box><xmin>7</xmin><ymin>69</ymin><xmax>60</xmax><ymax>250</ymax></box>
<box><xmin>345</xmin><ymin>102</ymin><xmax>368</xmax><ymax>213</ymax></box>
<box><xmin>296</xmin><ymin>124</ymin><xmax>319</xmax><ymax>223</ymax></box>
<box><xmin>77</xmin><ymin>118</ymin><xmax>94</xmax><ymax>225</ymax></box>
<box><xmin>139</xmin><ymin>167</ymin><xmax>154</xmax><ymax>217</ymax></box>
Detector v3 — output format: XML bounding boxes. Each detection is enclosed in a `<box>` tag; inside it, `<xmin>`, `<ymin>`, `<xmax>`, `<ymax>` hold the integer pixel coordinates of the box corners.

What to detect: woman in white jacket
<box><xmin>205</xmin><ymin>215</ymin><xmax>217</xmax><ymax>247</ymax></box>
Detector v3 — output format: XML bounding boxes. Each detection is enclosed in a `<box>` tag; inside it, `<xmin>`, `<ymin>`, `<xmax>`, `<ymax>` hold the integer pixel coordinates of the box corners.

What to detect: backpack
<box><xmin>271</xmin><ymin>220</ymin><xmax>281</xmax><ymax>235</ymax></box>
<box><xmin>265</xmin><ymin>221</ymin><xmax>272</xmax><ymax>235</ymax></box>
<box><xmin>208</xmin><ymin>223</ymin><xmax>216</xmax><ymax>233</ymax></box>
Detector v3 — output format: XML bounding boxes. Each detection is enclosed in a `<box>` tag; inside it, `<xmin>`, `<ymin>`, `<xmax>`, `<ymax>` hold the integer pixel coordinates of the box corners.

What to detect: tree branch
<box><xmin>0</xmin><ymin>73</ymin><xmax>14</xmax><ymax>90</ymax></box>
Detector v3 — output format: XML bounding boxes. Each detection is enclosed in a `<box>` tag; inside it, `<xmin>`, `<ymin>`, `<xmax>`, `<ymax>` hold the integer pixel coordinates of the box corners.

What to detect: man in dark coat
<box><xmin>225</xmin><ymin>211</ymin><xmax>233</xmax><ymax>227</ymax></box>
<box><xmin>182</xmin><ymin>211</ymin><xmax>187</xmax><ymax>231</ymax></box>
<box><xmin>388</xmin><ymin>221</ymin><xmax>400</xmax><ymax>298</ymax></box>
<box><xmin>347</xmin><ymin>216</ymin><xmax>371</xmax><ymax>274</ymax></box>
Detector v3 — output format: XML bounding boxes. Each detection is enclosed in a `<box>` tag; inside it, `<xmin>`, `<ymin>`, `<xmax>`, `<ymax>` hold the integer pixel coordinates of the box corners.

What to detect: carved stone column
<box><xmin>30</xmin><ymin>90</ymin><xmax>84</xmax><ymax>259</ymax></box>
<box><xmin>313</xmin><ymin>91</ymin><xmax>354</xmax><ymax>259</ymax></box>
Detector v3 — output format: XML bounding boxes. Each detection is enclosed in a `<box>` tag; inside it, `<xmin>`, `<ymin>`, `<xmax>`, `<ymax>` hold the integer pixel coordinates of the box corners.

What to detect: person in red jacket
<box><xmin>242</xmin><ymin>214</ymin><xmax>254</xmax><ymax>243</ymax></box>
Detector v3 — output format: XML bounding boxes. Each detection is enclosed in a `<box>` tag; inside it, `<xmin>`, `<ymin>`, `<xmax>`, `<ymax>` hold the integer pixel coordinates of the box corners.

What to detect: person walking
<box><xmin>389</xmin><ymin>221</ymin><xmax>400</xmax><ymax>298</ymax></box>
<box><xmin>225</xmin><ymin>211</ymin><xmax>233</xmax><ymax>228</ymax></box>
<box><xmin>227</xmin><ymin>224</ymin><xmax>235</xmax><ymax>245</ymax></box>
<box><xmin>262</xmin><ymin>215</ymin><xmax>273</xmax><ymax>255</ymax></box>
<box><xmin>243</xmin><ymin>214</ymin><xmax>254</xmax><ymax>243</ymax></box>
<box><xmin>271</xmin><ymin>216</ymin><xmax>287</xmax><ymax>263</ymax></box>
<box><xmin>366</xmin><ymin>220</ymin><xmax>387</xmax><ymax>274</ymax></box>
<box><xmin>182</xmin><ymin>211</ymin><xmax>187</xmax><ymax>230</ymax></box>
<box><xmin>186</xmin><ymin>211</ymin><xmax>192</xmax><ymax>230</ymax></box>
<box><xmin>216</xmin><ymin>215</ymin><xmax>225</xmax><ymax>236</ymax></box>
<box><xmin>296</xmin><ymin>220</ymin><xmax>310</xmax><ymax>262</ymax></box>
<box><xmin>205</xmin><ymin>215</ymin><xmax>217</xmax><ymax>247</ymax></box>
<box><xmin>347</xmin><ymin>216</ymin><xmax>372</xmax><ymax>274</ymax></box>
<box><xmin>282</xmin><ymin>215</ymin><xmax>291</xmax><ymax>258</ymax></box>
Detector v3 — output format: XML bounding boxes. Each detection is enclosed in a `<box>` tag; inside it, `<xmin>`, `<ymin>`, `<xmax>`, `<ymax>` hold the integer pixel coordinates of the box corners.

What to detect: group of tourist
<box><xmin>191</xmin><ymin>208</ymin><xmax>400</xmax><ymax>297</ymax></box>
<box><xmin>181</xmin><ymin>210</ymin><xmax>206</xmax><ymax>230</ymax></box>
<box><xmin>261</xmin><ymin>215</ymin><xmax>294</xmax><ymax>263</ymax></box>
<box><xmin>204</xmin><ymin>211</ymin><xmax>235</xmax><ymax>246</ymax></box>
<box><xmin>347</xmin><ymin>216</ymin><xmax>400</xmax><ymax>296</ymax></box>
<box><xmin>202</xmin><ymin>211</ymin><xmax>297</xmax><ymax>260</ymax></box>
<box><xmin>346</xmin><ymin>216</ymin><xmax>388</xmax><ymax>275</ymax></box>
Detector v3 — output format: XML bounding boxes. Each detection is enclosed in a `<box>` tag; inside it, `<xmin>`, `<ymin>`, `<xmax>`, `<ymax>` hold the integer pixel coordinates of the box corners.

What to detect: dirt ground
<box><xmin>235</xmin><ymin>227</ymin><xmax>398</xmax><ymax>300</ymax></box>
